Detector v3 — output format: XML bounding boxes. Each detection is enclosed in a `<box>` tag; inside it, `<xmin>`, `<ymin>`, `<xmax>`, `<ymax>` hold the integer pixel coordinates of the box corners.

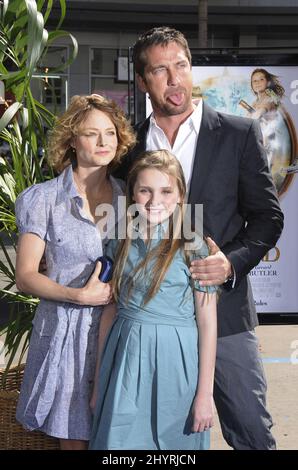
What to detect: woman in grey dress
<box><xmin>15</xmin><ymin>94</ymin><xmax>136</xmax><ymax>450</ymax></box>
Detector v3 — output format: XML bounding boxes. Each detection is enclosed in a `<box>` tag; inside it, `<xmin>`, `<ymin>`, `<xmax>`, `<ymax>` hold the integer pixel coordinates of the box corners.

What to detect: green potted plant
<box><xmin>0</xmin><ymin>0</ymin><xmax>78</xmax><ymax>373</ymax></box>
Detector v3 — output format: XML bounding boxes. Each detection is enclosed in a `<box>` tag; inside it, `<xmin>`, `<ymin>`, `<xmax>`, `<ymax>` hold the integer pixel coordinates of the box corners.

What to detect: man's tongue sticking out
<box><xmin>167</xmin><ymin>92</ymin><xmax>184</xmax><ymax>106</ymax></box>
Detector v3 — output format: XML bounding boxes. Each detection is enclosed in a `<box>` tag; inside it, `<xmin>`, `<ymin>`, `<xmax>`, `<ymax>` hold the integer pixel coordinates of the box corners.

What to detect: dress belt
<box><xmin>117</xmin><ymin>307</ymin><xmax>196</xmax><ymax>327</ymax></box>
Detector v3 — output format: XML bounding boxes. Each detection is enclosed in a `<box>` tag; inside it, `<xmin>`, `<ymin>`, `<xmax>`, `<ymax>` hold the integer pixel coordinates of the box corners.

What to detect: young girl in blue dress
<box><xmin>89</xmin><ymin>149</ymin><xmax>218</xmax><ymax>450</ymax></box>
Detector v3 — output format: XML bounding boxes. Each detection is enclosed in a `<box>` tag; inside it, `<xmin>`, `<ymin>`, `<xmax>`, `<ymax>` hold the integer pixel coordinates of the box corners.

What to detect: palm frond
<box><xmin>0</xmin><ymin>0</ymin><xmax>77</xmax><ymax>370</ymax></box>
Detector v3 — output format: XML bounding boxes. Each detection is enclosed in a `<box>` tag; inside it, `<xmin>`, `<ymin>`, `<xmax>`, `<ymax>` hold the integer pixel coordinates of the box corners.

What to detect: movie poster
<box><xmin>192</xmin><ymin>65</ymin><xmax>298</xmax><ymax>314</ymax></box>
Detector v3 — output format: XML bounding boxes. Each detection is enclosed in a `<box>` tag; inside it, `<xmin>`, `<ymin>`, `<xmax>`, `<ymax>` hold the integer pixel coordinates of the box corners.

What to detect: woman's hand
<box><xmin>16</xmin><ymin>234</ymin><xmax>112</xmax><ymax>305</ymax></box>
<box><xmin>79</xmin><ymin>261</ymin><xmax>112</xmax><ymax>306</ymax></box>
<box><xmin>191</xmin><ymin>393</ymin><xmax>215</xmax><ymax>433</ymax></box>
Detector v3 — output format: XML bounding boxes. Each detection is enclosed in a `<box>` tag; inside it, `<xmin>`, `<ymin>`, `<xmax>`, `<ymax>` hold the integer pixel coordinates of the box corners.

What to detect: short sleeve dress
<box><xmin>15</xmin><ymin>165</ymin><xmax>124</xmax><ymax>440</ymax></box>
<box><xmin>89</xmin><ymin>223</ymin><xmax>218</xmax><ymax>450</ymax></box>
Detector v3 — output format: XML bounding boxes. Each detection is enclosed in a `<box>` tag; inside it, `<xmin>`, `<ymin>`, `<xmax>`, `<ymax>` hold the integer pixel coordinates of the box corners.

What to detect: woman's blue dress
<box><xmin>15</xmin><ymin>165</ymin><xmax>124</xmax><ymax>440</ymax></box>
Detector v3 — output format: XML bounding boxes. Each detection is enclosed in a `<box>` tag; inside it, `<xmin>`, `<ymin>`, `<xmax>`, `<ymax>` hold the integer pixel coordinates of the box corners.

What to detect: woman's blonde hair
<box><xmin>112</xmin><ymin>149</ymin><xmax>190</xmax><ymax>305</ymax></box>
<box><xmin>47</xmin><ymin>94</ymin><xmax>136</xmax><ymax>173</ymax></box>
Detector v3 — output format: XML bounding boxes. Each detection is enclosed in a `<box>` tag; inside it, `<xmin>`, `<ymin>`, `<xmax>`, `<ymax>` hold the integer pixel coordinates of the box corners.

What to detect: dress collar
<box><xmin>131</xmin><ymin>219</ymin><xmax>170</xmax><ymax>245</ymax></box>
<box><xmin>56</xmin><ymin>164</ymin><xmax>124</xmax><ymax>205</ymax></box>
<box><xmin>56</xmin><ymin>164</ymin><xmax>79</xmax><ymax>204</ymax></box>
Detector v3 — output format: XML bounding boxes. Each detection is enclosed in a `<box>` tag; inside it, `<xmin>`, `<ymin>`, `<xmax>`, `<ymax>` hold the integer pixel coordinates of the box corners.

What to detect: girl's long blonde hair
<box><xmin>112</xmin><ymin>149</ymin><xmax>190</xmax><ymax>305</ymax></box>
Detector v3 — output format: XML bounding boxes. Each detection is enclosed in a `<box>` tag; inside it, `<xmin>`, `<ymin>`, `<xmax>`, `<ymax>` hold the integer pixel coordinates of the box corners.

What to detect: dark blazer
<box><xmin>115</xmin><ymin>102</ymin><xmax>284</xmax><ymax>337</ymax></box>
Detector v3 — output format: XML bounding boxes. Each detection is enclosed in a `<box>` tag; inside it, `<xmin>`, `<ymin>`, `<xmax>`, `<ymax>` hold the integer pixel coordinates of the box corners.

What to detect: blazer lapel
<box><xmin>114</xmin><ymin>118</ymin><xmax>150</xmax><ymax>180</ymax></box>
<box><xmin>133</xmin><ymin>117</ymin><xmax>150</xmax><ymax>156</ymax></box>
<box><xmin>188</xmin><ymin>102</ymin><xmax>221</xmax><ymax>204</ymax></box>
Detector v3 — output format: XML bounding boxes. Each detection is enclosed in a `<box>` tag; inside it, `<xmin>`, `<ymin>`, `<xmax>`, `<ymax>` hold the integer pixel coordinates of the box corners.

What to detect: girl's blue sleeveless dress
<box><xmin>89</xmin><ymin>224</ymin><xmax>217</xmax><ymax>450</ymax></box>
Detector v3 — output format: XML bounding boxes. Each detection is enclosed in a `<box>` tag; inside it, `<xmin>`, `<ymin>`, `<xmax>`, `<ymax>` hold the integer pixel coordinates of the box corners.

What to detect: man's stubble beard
<box><xmin>153</xmin><ymin>99</ymin><xmax>192</xmax><ymax>117</ymax></box>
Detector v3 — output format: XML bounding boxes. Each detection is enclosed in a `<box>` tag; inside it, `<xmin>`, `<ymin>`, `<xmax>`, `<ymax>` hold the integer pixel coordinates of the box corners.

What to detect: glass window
<box><xmin>91</xmin><ymin>48</ymin><xmax>134</xmax><ymax>120</ymax></box>
<box><xmin>30</xmin><ymin>46</ymin><xmax>69</xmax><ymax>115</ymax></box>
<box><xmin>91</xmin><ymin>48</ymin><xmax>118</xmax><ymax>76</ymax></box>
<box><xmin>31</xmin><ymin>75</ymin><xmax>68</xmax><ymax>115</ymax></box>
<box><xmin>91</xmin><ymin>77</ymin><xmax>131</xmax><ymax>116</ymax></box>
<box><xmin>37</xmin><ymin>46</ymin><xmax>69</xmax><ymax>73</ymax></box>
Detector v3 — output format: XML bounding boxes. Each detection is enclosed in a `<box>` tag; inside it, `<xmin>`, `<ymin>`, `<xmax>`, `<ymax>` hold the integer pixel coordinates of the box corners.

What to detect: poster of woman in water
<box><xmin>192</xmin><ymin>64</ymin><xmax>298</xmax><ymax>316</ymax></box>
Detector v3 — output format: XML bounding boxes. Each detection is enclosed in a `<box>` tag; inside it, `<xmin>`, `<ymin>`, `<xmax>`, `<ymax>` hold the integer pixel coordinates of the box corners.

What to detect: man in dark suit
<box><xmin>116</xmin><ymin>27</ymin><xmax>283</xmax><ymax>449</ymax></box>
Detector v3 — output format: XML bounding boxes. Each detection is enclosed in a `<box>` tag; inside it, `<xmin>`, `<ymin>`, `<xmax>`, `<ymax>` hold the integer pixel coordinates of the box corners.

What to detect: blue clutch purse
<box><xmin>97</xmin><ymin>255</ymin><xmax>113</xmax><ymax>282</ymax></box>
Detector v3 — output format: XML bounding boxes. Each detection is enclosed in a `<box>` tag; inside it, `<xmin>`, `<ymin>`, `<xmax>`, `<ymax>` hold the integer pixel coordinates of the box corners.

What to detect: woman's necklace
<box><xmin>74</xmin><ymin>173</ymin><xmax>110</xmax><ymax>203</ymax></box>
<box><xmin>74</xmin><ymin>174</ymin><xmax>112</xmax><ymax>225</ymax></box>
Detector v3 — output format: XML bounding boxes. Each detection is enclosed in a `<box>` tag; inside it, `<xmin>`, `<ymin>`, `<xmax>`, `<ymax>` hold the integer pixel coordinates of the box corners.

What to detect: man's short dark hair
<box><xmin>132</xmin><ymin>26</ymin><xmax>192</xmax><ymax>77</ymax></box>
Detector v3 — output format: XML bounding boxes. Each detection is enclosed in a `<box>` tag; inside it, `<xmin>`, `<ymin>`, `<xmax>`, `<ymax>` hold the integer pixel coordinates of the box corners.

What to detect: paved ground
<box><xmin>211</xmin><ymin>324</ymin><xmax>298</xmax><ymax>450</ymax></box>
